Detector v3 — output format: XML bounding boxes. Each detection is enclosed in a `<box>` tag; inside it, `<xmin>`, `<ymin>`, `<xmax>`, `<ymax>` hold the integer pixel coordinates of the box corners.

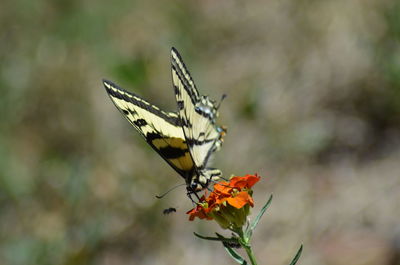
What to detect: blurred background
<box><xmin>1</xmin><ymin>0</ymin><xmax>400</xmax><ymax>264</ymax></box>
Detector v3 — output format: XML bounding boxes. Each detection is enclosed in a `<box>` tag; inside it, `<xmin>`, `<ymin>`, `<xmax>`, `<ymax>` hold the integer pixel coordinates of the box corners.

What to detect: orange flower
<box><xmin>187</xmin><ymin>174</ymin><xmax>261</xmax><ymax>229</ymax></box>
<box><xmin>214</xmin><ymin>174</ymin><xmax>260</xmax><ymax>209</ymax></box>
<box><xmin>226</xmin><ymin>191</ymin><xmax>255</xmax><ymax>208</ymax></box>
<box><xmin>186</xmin><ymin>196</ymin><xmax>214</xmax><ymax>221</ymax></box>
<box><xmin>213</xmin><ymin>181</ymin><xmax>233</xmax><ymax>195</ymax></box>
<box><xmin>230</xmin><ymin>174</ymin><xmax>260</xmax><ymax>190</ymax></box>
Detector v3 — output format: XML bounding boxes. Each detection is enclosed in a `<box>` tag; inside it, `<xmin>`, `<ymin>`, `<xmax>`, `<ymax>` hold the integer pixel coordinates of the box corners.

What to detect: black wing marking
<box><xmin>171</xmin><ymin>48</ymin><xmax>222</xmax><ymax>170</ymax></box>
<box><xmin>103</xmin><ymin>79</ymin><xmax>195</xmax><ymax>177</ymax></box>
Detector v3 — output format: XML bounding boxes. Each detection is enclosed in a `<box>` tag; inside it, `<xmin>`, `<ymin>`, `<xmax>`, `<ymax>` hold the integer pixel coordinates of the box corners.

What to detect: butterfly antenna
<box><xmin>156</xmin><ymin>183</ymin><xmax>186</xmax><ymax>199</ymax></box>
<box><xmin>217</xmin><ymin>94</ymin><xmax>227</xmax><ymax>110</ymax></box>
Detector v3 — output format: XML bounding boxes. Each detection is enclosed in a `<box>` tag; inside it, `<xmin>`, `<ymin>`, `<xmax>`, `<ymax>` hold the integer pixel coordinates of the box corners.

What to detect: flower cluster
<box><xmin>187</xmin><ymin>174</ymin><xmax>260</xmax><ymax>229</ymax></box>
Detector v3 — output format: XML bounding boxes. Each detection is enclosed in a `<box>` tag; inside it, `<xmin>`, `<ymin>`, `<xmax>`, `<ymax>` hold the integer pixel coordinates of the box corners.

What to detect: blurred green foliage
<box><xmin>1</xmin><ymin>0</ymin><xmax>400</xmax><ymax>264</ymax></box>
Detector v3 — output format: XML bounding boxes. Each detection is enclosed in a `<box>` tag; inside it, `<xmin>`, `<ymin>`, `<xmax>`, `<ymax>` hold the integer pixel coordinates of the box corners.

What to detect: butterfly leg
<box><xmin>186</xmin><ymin>189</ymin><xmax>201</xmax><ymax>203</ymax></box>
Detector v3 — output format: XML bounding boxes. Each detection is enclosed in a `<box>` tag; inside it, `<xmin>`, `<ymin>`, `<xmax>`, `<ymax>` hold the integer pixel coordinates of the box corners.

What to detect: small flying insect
<box><xmin>163</xmin><ymin>207</ymin><xmax>177</xmax><ymax>215</ymax></box>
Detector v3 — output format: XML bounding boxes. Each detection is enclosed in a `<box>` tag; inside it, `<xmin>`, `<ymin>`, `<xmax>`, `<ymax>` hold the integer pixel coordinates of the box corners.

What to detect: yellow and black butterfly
<box><xmin>103</xmin><ymin>48</ymin><xmax>226</xmax><ymax>196</ymax></box>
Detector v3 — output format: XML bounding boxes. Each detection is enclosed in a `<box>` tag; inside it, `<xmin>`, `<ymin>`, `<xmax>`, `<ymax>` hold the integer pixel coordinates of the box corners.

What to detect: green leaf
<box><xmin>217</xmin><ymin>234</ymin><xmax>248</xmax><ymax>265</ymax></box>
<box><xmin>193</xmin><ymin>232</ymin><xmax>224</xmax><ymax>242</ymax></box>
<box><xmin>193</xmin><ymin>232</ymin><xmax>239</xmax><ymax>244</ymax></box>
<box><xmin>223</xmin><ymin>245</ymin><xmax>248</xmax><ymax>265</ymax></box>
<box><xmin>246</xmin><ymin>194</ymin><xmax>273</xmax><ymax>238</ymax></box>
<box><xmin>289</xmin><ymin>245</ymin><xmax>303</xmax><ymax>265</ymax></box>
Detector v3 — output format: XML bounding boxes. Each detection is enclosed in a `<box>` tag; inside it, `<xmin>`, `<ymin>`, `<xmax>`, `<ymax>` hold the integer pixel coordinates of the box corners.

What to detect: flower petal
<box><xmin>213</xmin><ymin>181</ymin><xmax>232</xmax><ymax>195</ymax></box>
<box><xmin>227</xmin><ymin>191</ymin><xmax>252</xmax><ymax>209</ymax></box>
<box><xmin>187</xmin><ymin>203</ymin><xmax>213</xmax><ymax>221</ymax></box>
<box><xmin>230</xmin><ymin>174</ymin><xmax>260</xmax><ymax>189</ymax></box>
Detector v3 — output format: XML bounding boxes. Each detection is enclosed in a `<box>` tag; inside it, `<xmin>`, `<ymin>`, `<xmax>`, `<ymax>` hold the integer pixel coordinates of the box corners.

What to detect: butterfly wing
<box><xmin>103</xmin><ymin>79</ymin><xmax>195</xmax><ymax>177</ymax></box>
<box><xmin>171</xmin><ymin>48</ymin><xmax>224</xmax><ymax>172</ymax></box>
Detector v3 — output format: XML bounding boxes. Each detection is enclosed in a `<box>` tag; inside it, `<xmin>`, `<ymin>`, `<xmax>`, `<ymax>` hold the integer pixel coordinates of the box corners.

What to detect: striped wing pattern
<box><xmin>171</xmin><ymin>48</ymin><xmax>222</xmax><ymax>170</ymax></box>
<box><xmin>103</xmin><ymin>48</ymin><xmax>225</xmax><ymax>193</ymax></box>
<box><xmin>103</xmin><ymin>80</ymin><xmax>194</xmax><ymax>176</ymax></box>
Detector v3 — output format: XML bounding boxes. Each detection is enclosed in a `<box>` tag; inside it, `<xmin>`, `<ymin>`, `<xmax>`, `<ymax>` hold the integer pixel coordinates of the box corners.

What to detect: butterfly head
<box><xmin>194</xmin><ymin>96</ymin><xmax>219</xmax><ymax>122</ymax></box>
<box><xmin>188</xmin><ymin>181</ymin><xmax>204</xmax><ymax>193</ymax></box>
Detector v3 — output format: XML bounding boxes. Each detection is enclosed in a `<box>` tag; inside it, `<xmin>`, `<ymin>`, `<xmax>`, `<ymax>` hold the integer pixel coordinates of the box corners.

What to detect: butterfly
<box><xmin>103</xmin><ymin>48</ymin><xmax>226</xmax><ymax>196</ymax></box>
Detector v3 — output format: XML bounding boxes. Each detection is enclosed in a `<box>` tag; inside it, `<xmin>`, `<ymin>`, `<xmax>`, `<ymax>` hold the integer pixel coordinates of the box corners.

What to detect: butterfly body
<box><xmin>103</xmin><ymin>48</ymin><xmax>225</xmax><ymax>195</ymax></box>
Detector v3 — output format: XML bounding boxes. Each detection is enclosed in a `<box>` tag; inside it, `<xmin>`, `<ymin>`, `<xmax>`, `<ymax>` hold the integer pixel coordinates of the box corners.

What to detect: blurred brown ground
<box><xmin>1</xmin><ymin>0</ymin><xmax>400</xmax><ymax>264</ymax></box>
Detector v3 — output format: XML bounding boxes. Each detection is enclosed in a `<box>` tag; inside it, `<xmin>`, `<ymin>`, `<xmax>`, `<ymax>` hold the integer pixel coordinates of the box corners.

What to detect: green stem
<box><xmin>243</xmin><ymin>244</ymin><xmax>258</xmax><ymax>265</ymax></box>
<box><xmin>234</xmin><ymin>227</ymin><xmax>258</xmax><ymax>265</ymax></box>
